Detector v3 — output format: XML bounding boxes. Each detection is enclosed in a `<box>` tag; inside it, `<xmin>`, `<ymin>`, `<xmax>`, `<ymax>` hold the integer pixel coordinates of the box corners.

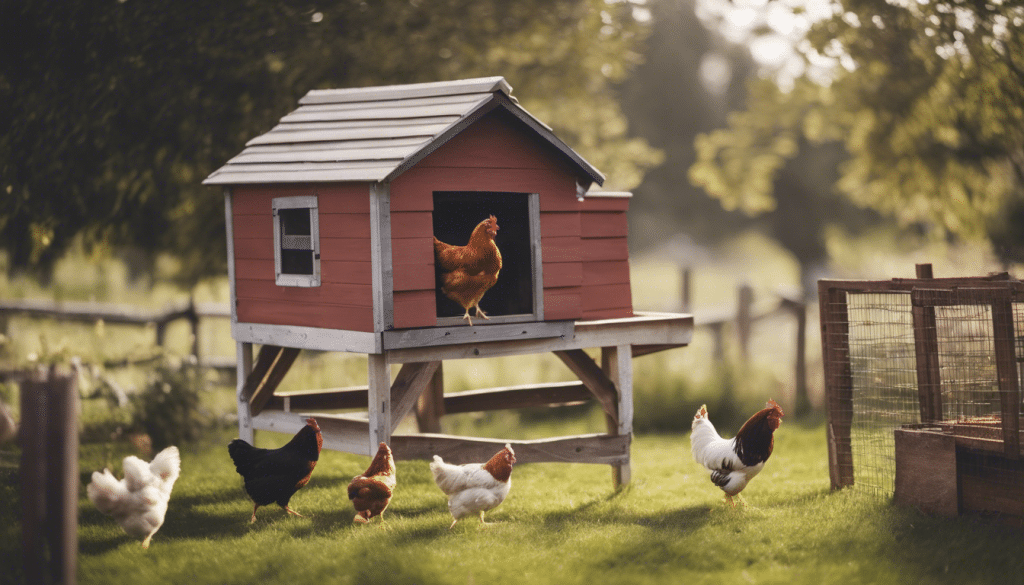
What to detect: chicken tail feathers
<box><xmin>429</xmin><ymin>455</ymin><xmax>446</xmax><ymax>477</ymax></box>
<box><xmin>150</xmin><ymin>446</ymin><xmax>181</xmax><ymax>486</ymax></box>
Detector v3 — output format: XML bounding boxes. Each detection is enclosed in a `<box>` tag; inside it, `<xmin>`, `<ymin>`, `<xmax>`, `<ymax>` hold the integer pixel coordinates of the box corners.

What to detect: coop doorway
<box><xmin>432</xmin><ymin>191</ymin><xmax>541</xmax><ymax>325</ymax></box>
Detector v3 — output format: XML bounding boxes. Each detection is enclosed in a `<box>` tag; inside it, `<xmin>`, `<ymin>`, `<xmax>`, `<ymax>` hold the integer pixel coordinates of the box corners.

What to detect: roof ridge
<box><xmin>300</xmin><ymin>77</ymin><xmax>511</xmax><ymax>106</ymax></box>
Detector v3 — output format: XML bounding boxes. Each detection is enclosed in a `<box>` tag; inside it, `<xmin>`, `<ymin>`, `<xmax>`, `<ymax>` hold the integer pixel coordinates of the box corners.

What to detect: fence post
<box><xmin>780</xmin><ymin>296</ymin><xmax>810</xmax><ymax>416</ymax></box>
<box><xmin>736</xmin><ymin>284</ymin><xmax>754</xmax><ymax>363</ymax></box>
<box><xmin>680</xmin><ymin>267</ymin><xmax>691</xmax><ymax>313</ymax></box>
<box><xmin>21</xmin><ymin>367</ymin><xmax>79</xmax><ymax>585</ymax></box>
<box><xmin>188</xmin><ymin>296</ymin><xmax>200</xmax><ymax>362</ymax></box>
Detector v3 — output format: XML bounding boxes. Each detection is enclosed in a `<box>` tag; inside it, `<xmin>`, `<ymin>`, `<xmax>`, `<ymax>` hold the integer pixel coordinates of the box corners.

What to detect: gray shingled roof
<box><xmin>203</xmin><ymin>77</ymin><xmax>604</xmax><ymax>186</ymax></box>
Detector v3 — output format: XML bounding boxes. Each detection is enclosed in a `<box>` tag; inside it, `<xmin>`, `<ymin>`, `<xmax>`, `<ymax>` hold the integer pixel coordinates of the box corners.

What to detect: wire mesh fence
<box><xmin>846</xmin><ymin>292</ymin><xmax>919</xmax><ymax>497</ymax></box>
<box><xmin>820</xmin><ymin>273</ymin><xmax>1024</xmax><ymax>521</ymax></box>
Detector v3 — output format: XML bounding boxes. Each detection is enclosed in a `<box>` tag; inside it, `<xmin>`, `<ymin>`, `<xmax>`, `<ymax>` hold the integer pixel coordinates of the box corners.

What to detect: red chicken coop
<box><xmin>203</xmin><ymin>77</ymin><xmax>692</xmax><ymax>485</ymax></box>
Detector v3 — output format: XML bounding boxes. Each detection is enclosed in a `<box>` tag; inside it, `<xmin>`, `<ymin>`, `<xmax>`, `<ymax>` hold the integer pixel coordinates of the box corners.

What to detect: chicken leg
<box><xmin>284</xmin><ymin>505</ymin><xmax>305</xmax><ymax>517</ymax></box>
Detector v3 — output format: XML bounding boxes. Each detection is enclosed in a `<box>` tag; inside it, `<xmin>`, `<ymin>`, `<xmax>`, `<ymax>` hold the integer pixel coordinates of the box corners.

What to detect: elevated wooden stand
<box><xmin>233</xmin><ymin>312</ymin><xmax>692</xmax><ymax>487</ymax></box>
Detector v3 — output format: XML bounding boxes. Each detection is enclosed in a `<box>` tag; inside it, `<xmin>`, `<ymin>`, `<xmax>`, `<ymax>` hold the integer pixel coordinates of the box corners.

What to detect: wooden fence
<box><xmin>681</xmin><ymin>268</ymin><xmax>811</xmax><ymax>416</ymax></box>
<box><xmin>0</xmin><ymin>297</ymin><xmax>232</xmax><ymax>371</ymax></box>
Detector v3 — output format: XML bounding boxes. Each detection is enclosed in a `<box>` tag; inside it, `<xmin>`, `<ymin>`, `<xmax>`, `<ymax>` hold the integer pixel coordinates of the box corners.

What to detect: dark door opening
<box><xmin>432</xmin><ymin>191</ymin><xmax>536</xmax><ymax>323</ymax></box>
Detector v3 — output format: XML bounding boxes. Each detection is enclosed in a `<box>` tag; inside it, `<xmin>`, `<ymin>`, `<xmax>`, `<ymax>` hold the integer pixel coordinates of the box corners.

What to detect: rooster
<box><xmin>227</xmin><ymin>417</ymin><xmax>322</xmax><ymax>523</ymax></box>
<box><xmin>433</xmin><ymin>214</ymin><xmax>502</xmax><ymax>325</ymax></box>
<box><xmin>690</xmin><ymin>400</ymin><xmax>783</xmax><ymax>506</ymax></box>
<box><xmin>86</xmin><ymin>446</ymin><xmax>181</xmax><ymax>548</ymax></box>
<box><xmin>348</xmin><ymin>442</ymin><xmax>397</xmax><ymax>524</ymax></box>
<box><xmin>430</xmin><ymin>443</ymin><xmax>516</xmax><ymax>529</ymax></box>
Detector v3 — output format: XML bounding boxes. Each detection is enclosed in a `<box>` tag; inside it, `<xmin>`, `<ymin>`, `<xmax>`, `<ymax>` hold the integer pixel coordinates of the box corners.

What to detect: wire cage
<box><xmin>819</xmin><ymin>270</ymin><xmax>1024</xmax><ymax>522</ymax></box>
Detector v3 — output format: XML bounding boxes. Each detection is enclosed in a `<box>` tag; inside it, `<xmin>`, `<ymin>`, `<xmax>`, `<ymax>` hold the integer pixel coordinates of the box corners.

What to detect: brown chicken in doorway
<box><xmin>433</xmin><ymin>214</ymin><xmax>502</xmax><ymax>326</ymax></box>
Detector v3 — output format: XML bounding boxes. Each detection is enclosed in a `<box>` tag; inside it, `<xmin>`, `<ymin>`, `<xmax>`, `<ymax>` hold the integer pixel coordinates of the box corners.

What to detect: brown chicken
<box><xmin>348</xmin><ymin>442</ymin><xmax>397</xmax><ymax>524</ymax></box>
<box><xmin>690</xmin><ymin>400</ymin><xmax>784</xmax><ymax>506</ymax></box>
<box><xmin>227</xmin><ymin>417</ymin><xmax>322</xmax><ymax>522</ymax></box>
<box><xmin>434</xmin><ymin>214</ymin><xmax>502</xmax><ymax>325</ymax></box>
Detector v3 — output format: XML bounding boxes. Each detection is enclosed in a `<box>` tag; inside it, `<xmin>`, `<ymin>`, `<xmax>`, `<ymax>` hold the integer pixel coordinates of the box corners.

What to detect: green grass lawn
<box><xmin>5</xmin><ymin>420</ymin><xmax>1022</xmax><ymax>585</ymax></box>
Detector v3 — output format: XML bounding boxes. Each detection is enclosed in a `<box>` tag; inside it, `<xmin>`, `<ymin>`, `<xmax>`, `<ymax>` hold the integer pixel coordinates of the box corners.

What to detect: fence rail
<box><xmin>0</xmin><ymin>297</ymin><xmax>232</xmax><ymax>370</ymax></box>
<box><xmin>680</xmin><ymin>267</ymin><xmax>811</xmax><ymax>416</ymax></box>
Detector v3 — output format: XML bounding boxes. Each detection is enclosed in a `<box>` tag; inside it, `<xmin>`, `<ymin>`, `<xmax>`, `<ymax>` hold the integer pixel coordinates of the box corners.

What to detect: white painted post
<box><xmin>367</xmin><ymin>353</ymin><xmax>392</xmax><ymax>451</ymax></box>
<box><xmin>236</xmin><ymin>342</ymin><xmax>254</xmax><ymax>443</ymax></box>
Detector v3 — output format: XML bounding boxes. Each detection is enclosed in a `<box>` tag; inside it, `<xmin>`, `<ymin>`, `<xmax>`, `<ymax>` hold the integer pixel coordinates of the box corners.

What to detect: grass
<box><xmin>4</xmin><ymin>420</ymin><xmax>1024</xmax><ymax>585</ymax></box>
<box><xmin>3</xmin><ymin>240</ymin><xmax>1022</xmax><ymax>584</ymax></box>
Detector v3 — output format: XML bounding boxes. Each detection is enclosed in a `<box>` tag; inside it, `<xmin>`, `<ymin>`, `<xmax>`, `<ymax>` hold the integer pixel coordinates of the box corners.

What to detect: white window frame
<box><xmin>272</xmin><ymin>195</ymin><xmax>321</xmax><ymax>287</ymax></box>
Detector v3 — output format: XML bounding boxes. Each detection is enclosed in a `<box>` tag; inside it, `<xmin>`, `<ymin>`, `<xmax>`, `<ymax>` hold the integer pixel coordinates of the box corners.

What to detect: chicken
<box><xmin>433</xmin><ymin>214</ymin><xmax>502</xmax><ymax>325</ymax></box>
<box><xmin>227</xmin><ymin>417</ymin><xmax>322</xmax><ymax>523</ymax></box>
<box><xmin>690</xmin><ymin>400</ymin><xmax>784</xmax><ymax>506</ymax></box>
<box><xmin>86</xmin><ymin>446</ymin><xmax>181</xmax><ymax>548</ymax></box>
<box><xmin>430</xmin><ymin>443</ymin><xmax>516</xmax><ymax>529</ymax></box>
<box><xmin>348</xmin><ymin>442</ymin><xmax>396</xmax><ymax>524</ymax></box>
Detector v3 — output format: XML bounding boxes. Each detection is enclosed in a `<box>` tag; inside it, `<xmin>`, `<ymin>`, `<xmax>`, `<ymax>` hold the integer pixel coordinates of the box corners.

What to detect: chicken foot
<box><xmin>460</xmin><ymin>305</ymin><xmax>490</xmax><ymax>326</ymax></box>
<box><xmin>284</xmin><ymin>505</ymin><xmax>306</xmax><ymax>518</ymax></box>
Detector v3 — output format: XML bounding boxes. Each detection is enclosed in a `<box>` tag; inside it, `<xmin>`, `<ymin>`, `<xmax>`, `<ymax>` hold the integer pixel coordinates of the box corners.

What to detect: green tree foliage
<box><xmin>689</xmin><ymin>0</ymin><xmax>1024</xmax><ymax>263</ymax></box>
<box><xmin>622</xmin><ymin>0</ymin><xmax>881</xmax><ymax>291</ymax></box>
<box><xmin>0</xmin><ymin>0</ymin><xmax>659</xmax><ymax>284</ymax></box>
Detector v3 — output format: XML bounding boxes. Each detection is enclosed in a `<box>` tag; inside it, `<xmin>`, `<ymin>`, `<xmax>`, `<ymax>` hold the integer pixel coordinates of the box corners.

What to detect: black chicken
<box><xmin>227</xmin><ymin>417</ymin><xmax>323</xmax><ymax>522</ymax></box>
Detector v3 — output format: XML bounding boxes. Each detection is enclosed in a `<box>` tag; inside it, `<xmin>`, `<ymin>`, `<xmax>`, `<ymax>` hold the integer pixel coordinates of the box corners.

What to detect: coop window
<box><xmin>272</xmin><ymin>195</ymin><xmax>320</xmax><ymax>287</ymax></box>
<box><xmin>432</xmin><ymin>191</ymin><xmax>542</xmax><ymax>325</ymax></box>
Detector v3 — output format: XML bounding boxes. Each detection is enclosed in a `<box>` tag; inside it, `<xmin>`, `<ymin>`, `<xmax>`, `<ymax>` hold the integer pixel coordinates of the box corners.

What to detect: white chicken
<box><xmin>87</xmin><ymin>446</ymin><xmax>181</xmax><ymax>548</ymax></box>
<box><xmin>690</xmin><ymin>400</ymin><xmax>783</xmax><ymax>506</ymax></box>
<box><xmin>430</xmin><ymin>443</ymin><xmax>516</xmax><ymax>529</ymax></box>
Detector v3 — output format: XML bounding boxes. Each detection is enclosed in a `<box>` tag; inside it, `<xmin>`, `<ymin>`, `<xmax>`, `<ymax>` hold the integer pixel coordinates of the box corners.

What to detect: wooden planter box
<box><xmin>895</xmin><ymin>424</ymin><xmax>1024</xmax><ymax>525</ymax></box>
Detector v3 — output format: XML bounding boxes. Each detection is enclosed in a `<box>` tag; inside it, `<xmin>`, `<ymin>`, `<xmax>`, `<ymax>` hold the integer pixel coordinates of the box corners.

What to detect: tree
<box><xmin>0</xmin><ymin>0</ymin><xmax>660</xmax><ymax>285</ymax></box>
<box><xmin>622</xmin><ymin>0</ymin><xmax>883</xmax><ymax>293</ymax></box>
<box><xmin>689</xmin><ymin>0</ymin><xmax>1024</xmax><ymax>265</ymax></box>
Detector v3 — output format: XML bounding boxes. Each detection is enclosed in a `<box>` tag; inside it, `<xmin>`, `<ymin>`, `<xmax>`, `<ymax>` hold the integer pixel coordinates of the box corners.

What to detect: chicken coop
<box><xmin>819</xmin><ymin>265</ymin><xmax>1024</xmax><ymax>523</ymax></box>
<box><xmin>203</xmin><ymin>77</ymin><xmax>692</xmax><ymax>486</ymax></box>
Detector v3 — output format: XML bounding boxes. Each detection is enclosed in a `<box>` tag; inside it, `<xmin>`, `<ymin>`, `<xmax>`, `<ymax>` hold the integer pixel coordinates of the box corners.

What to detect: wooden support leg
<box><xmin>368</xmin><ymin>353</ymin><xmax>392</xmax><ymax>452</ymax></box>
<box><xmin>236</xmin><ymin>342</ymin><xmax>254</xmax><ymax>444</ymax></box>
<box><xmin>389</xmin><ymin>361</ymin><xmax>441</xmax><ymax>434</ymax></box>
<box><xmin>416</xmin><ymin>362</ymin><xmax>445</xmax><ymax>433</ymax></box>
<box><xmin>602</xmin><ymin>345</ymin><xmax>633</xmax><ymax>487</ymax></box>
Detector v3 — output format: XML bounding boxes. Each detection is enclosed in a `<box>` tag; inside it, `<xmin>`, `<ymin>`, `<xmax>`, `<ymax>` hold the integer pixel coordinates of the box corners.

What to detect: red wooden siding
<box><xmin>232</xmin><ymin>183</ymin><xmax>375</xmax><ymax>332</ymax></box>
<box><xmin>579</xmin><ymin>205</ymin><xmax>632</xmax><ymax>320</ymax></box>
<box><xmin>389</xmin><ymin>109</ymin><xmax>590</xmax><ymax>328</ymax></box>
<box><xmin>544</xmin><ymin>287</ymin><xmax>583</xmax><ymax>321</ymax></box>
<box><xmin>392</xmin><ymin>290</ymin><xmax>436</xmax><ymax>329</ymax></box>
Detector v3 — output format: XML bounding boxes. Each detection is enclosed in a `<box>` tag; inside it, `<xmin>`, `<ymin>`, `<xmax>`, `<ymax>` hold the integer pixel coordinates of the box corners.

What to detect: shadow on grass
<box><xmin>537</xmin><ymin>486</ymin><xmax>716</xmax><ymax>532</ymax></box>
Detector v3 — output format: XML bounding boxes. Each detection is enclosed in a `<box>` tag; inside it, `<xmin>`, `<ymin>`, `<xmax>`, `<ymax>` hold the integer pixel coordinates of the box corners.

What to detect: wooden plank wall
<box><xmin>579</xmin><ymin>197</ymin><xmax>632</xmax><ymax>320</ymax></box>
<box><xmin>232</xmin><ymin>183</ymin><xmax>375</xmax><ymax>332</ymax></box>
<box><xmin>389</xmin><ymin>109</ymin><xmax>606</xmax><ymax>329</ymax></box>
<box><xmin>389</xmin><ymin>108</ymin><xmax>630</xmax><ymax>329</ymax></box>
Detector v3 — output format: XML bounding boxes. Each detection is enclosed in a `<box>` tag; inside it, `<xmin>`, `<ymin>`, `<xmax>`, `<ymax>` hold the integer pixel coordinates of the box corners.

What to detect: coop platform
<box><xmin>232</xmin><ymin>312</ymin><xmax>692</xmax><ymax>487</ymax></box>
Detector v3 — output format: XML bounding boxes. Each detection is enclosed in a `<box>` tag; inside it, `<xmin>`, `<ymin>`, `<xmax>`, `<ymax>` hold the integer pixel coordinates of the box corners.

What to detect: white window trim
<box><xmin>272</xmin><ymin>195</ymin><xmax>321</xmax><ymax>287</ymax></box>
